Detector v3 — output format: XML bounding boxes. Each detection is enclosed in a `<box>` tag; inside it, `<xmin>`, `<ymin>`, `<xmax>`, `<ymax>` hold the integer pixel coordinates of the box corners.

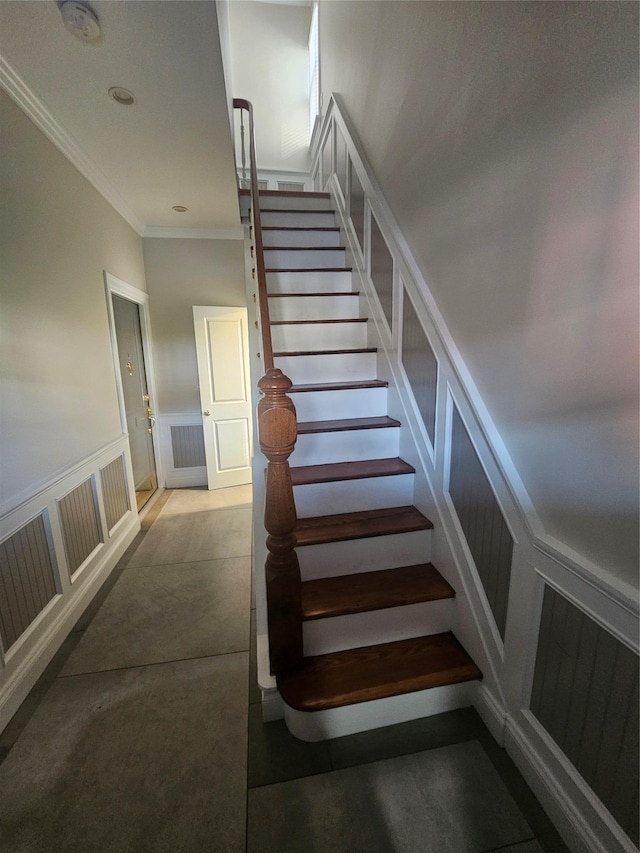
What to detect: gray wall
<box><xmin>228</xmin><ymin>0</ymin><xmax>312</xmax><ymax>172</ymax></box>
<box><xmin>319</xmin><ymin>1</ymin><xmax>639</xmax><ymax>585</ymax></box>
<box><xmin>0</xmin><ymin>90</ymin><xmax>147</xmax><ymax>507</ymax></box>
<box><xmin>142</xmin><ymin>237</ymin><xmax>246</xmax><ymax>414</ymax></box>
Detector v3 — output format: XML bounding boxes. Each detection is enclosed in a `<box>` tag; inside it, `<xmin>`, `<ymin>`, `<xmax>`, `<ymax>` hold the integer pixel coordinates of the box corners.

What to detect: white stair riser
<box><xmin>290</xmin><ymin>387</ymin><xmax>388</xmax><ymax>421</ymax></box>
<box><xmin>271</xmin><ymin>322</ymin><xmax>367</xmax><ymax>352</ymax></box>
<box><xmin>297</xmin><ymin>529</ymin><xmax>432</xmax><ymax>580</ymax></box>
<box><xmin>294</xmin><ymin>474</ymin><xmax>414</xmax><ymax>518</ymax></box>
<box><xmin>266</xmin><ymin>270</ymin><xmax>352</xmax><ymax>293</ymax></box>
<box><xmin>269</xmin><ymin>295</ymin><xmax>360</xmax><ymax>322</ymax></box>
<box><xmin>283</xmin><ymin>682</ymin><xmax>475</xmax><ymax>741</ymax></box>
<box><xmin>303</xmin><ymin>599</ymin><xmax>454</xmax><ymax>657</ymax></box>
<box><xmin>293</xmin><ymin>427</ymin><xmax>399</xmax><ymax>466</ymax></box>
<box><xmin>259</xmin><ymin>195</ymin><xmax>332</xmax><ymax>211</ymax></box>
<box><xmin>275</xmin><ymin>352</ymin><xmax>376</xmax><ymax>384</ymax></box>
<box><xmin>265</xmin><ymin>249</ymin><xmax>345</xmax><ymax>269</ymax></box>
<box><xmin>262</xmin><ymin>211</ymin><xmax>336</xmax><ymax>228</ymax></box>
<box><xmin>263</xmin><ymin>229</ymin><xmax>342</xmax><ymax>247</ymax></box>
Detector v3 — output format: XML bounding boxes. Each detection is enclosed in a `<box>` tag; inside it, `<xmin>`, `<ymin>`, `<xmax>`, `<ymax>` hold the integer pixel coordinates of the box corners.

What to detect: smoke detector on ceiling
<box><xmin>59</xmin><ymin>2</ymin><xmax>101</xmax><ymax>42</ymax></box>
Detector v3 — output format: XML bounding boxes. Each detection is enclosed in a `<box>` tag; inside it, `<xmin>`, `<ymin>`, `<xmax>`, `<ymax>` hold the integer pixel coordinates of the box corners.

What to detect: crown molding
<box><xmin>1</xmin><ymin>56</ymin><xmax>146</xmax><ymax>235</ymax></box>
<box><xmin>142</xmin><ymin>226</ymin><xmax>244</xmax><ymax>240</ymax></box>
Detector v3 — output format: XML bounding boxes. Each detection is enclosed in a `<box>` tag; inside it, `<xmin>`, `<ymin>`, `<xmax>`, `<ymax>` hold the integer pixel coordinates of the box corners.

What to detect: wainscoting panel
<box><xmin>401</xmin><ymin>288</ymin><xmax>438</xmax><ymax>448</ymax></box>
<box><xmin>171</xmin><ymin>425</ymin><xmax>206</xmax><ymax>469</ymax></box>
<box><xmin>100</xmin><ymin>455</ymin><xmax>129</xmax><ymax>533</ymax></box>
<box><xmin>369</xmin><ymin>213</ymin><xmax>394</xmax><ymax>331</ymax></box>
<box><xmin>277</xmin><ymin>181</ymin><xmax>304</xmax><ymax>192</ymax></box>
<box><xmin>58</xmin><ymin>478</ymin><xmax>102</xmax><ymax>575</ymax></box>
<box><xmin>335</xmin><ymin>125</ymin><xmax>347</xmax><ymax>201</ymax></box>
<box><xmin>241</xmin><ymin>170</ymin><xmax>313</xmax><ymax>193</ymax></box>
<box><xmin>448</xmin><ymin>406</ymin><xmax>513</xmax><ymax>639</ymax></box>
<box><xmin>349</xmin><ymin>158</ymin><xmax>365</xmax><ymax>255</ymax></box>
<box><xmin>0</xmin><ymin>436</ymin><xmax>139</xmax><ymax>732</ymax></box>
<box><xmin>321</xmin><ymin>128</ymin><xmax>332</xmax><ymax>190</ymax></box>
<box><xmin>158</xmin><ymin>414</ymin><xmax>207</xmax><ymax>488</ymax></box>
<box><xmin>0</xmin><ymin>514</ymin><xmax>57</xmax><ymax>652</ymax></box>
<box><xmin>530</xmin><ymin>585</ymin><xmax>639</xmax><ymax>845</ymax></box>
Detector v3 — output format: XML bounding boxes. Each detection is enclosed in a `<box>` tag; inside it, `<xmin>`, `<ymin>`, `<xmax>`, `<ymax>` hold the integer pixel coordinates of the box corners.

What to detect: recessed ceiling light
<box><xmin>108</xmin><ymin>87</ymin><xmax>136</xmax><ymax>106</ymax></box>
<box><xmin>59</xmin><ymin>2</ymin><xmax>101</xmax><ymax>42</ymax></box>
<box><xmin>172</xmin><ymin>205</ymin><xmax>188</xmax><ymax>213</ymax></box>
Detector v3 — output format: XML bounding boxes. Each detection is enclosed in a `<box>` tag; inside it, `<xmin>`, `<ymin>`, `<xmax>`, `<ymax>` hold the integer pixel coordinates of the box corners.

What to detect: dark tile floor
<box><xmin>0</xmin><ymin>487</ymin><xmax>570</xmax><ymax>853</ymax></box>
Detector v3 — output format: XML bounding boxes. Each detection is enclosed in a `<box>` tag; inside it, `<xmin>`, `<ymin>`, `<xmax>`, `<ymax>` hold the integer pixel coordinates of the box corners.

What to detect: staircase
<box><xmin>256</xmin><ymin>189</ymin><xmax>481</xmax><ymax>741</ymax></box>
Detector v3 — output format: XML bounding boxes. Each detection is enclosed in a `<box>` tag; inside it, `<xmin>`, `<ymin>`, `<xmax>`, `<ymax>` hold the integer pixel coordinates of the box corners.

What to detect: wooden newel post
<box><xmin>258</xmin><ymin>367</ymin><xmax>303</xmax><ymax>675</ymax></box>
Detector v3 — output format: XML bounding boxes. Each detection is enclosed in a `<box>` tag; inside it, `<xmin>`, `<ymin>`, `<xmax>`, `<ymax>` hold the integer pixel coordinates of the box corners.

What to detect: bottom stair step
<box><xmin>277</xmin><ymin>632</ymin><xmax>482</xmax><ymax>712</ymax></box>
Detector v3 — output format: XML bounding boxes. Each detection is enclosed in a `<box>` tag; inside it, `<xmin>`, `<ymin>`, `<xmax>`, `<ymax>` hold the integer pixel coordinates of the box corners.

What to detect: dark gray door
<box><xmin>112</xmin><ymin>295</ymin><xmax>157</xmax><ymax>510</ymax></box>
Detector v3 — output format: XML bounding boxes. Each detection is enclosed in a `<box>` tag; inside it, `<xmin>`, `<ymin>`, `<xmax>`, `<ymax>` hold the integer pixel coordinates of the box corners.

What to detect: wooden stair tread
<box><xmin>277</xmin><ymin>632</ymin><xmax>481</xmax><ymax>712</ymax></box>
<box><xmin>263</xmin><ymin>226</ymin><xmax>340</xmax><ymax>232</ymax></box>
<box><xmin>302</xmin><ymin>563</ymin><xmax>455</xmax><ymax>620</ymax></box>
<box><xmin>268</xmin><ymin>292</ymin><xmax>359</xmax><ymax>298</ymax></box>
<box><xmin>254</xmin><ymin>189</ymin><xmax>331</xmax><ymax>198</ymax></box>
<box><xmin>297</xmin><ymin>415</ymin><xmax>400</xmax><ymax>434</ymax></box>
<box><xmin>266</xmin><ymin>267</ymin><xmax>353</xmax><ymax>273</ymax></box>
<box><xmin>289</xmin><ymin>379</ymin><xmax>388</xmax><ymax>393</ymax></box>
<box><xmin>274</xmin><ymin>347</ymin><xmax>376</xmax><ymax>357</ymax></box>
<box><xmin>296</xmin><ymin>506</ymin><xmax>433</xmax><ymax>546</ymax></box>
<box><xmin>291</xmin><ymin>457</ymin><xmax>414</xmax><ymax>486</ymax></box>
<box><xmin>265</xmin><ymin>246</ymin><xmax>345</xmax><ymax>251</ymax></box>
<box><xmin>261</xmin><ymin>208</ymin><xmax>336</xmax><ymax>214</ymax></box>
<box><xmin>271</xmin><ymin>318</ymin><xmax>366</xmax><ymax>326</ymax></box>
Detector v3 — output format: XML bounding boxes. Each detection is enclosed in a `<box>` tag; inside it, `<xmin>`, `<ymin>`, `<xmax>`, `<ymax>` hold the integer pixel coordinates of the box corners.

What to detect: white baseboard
<box><xmin>474</xmin><ymin>682</ymin><xmax>507</xmax><ymax>746</ymax></box>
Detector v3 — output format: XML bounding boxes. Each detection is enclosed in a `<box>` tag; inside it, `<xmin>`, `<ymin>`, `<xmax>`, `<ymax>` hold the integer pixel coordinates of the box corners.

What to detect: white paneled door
<box><xmin>193</xmin><ymin>306</ymin><xmax>253</xmax><ymax>490</ymax></box>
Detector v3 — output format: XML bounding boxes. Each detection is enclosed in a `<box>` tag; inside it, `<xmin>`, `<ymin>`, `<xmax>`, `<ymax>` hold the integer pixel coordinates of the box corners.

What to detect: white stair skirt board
<box><xmin>261</xmin><ymin>211</ymin><xmax>337</xmax><ymax>228</ymax></box>
<box><xmin>263</xmin><ymin>229</ymin><xmax>342</xmax><ymax>248</ymax></box>
<box><xmin>257</xmin><ymin>633</ymin><xmax>284</xmax><ymax>722</ymax></box>
<box><xmin>258</xmin><ymin>195</ymin><xmax>332</xmax><ymax>211</ymax></box>
<box><xmin>290</xmin><ymin>386</ymin><xmax>389</xmax><ymax>421</ymax></box>
<box><xmin>293</xmin><ymin>473</ymin><xmax>415</xmax><ymax>517</ymax></box>
<box><xmin>264</xmin><ymin>248</ymin><xmax>346</xmax><ymax>269</ymax></box>
<box><xmin>266</xmin><ymin>270</ymin><xmax>353</xmax><ymax>293</ymax></box>
<box><xmin>275</xmin><ymin>352</ymin><xmax>377</xmax><ymax>384</ymax></box>
<box><xmin>297</xmin><ymin>529</ymin><xmax>433</xmax><ymax>580</ymax></box>
<box><xmin>303</xmin><ymin>599</ymin><xmax>454</xmax><ymax>657</ymax></box>
<box><xmin>271</xmin><ymin>321</ymin><xmax>367</xmax><ymax>352</ymax></box>
<box><xmin>269</xmin><ymin>294</ymin><xmax>360</xmax><ymax>322</ymax></box>
<box><xmin>293</xmin><ymin>426</ymin><xmax>400</xmax><ymax>466</ymax></box>
<box><xmin>283</xmin><ymin>681</ymin><xmax>475</xmax><ymax>742</ymax></box>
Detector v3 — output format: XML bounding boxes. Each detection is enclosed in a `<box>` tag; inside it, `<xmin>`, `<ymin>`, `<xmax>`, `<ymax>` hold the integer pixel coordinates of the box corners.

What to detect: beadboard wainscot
<box><xmin>0</xmin><ymin>435</ymin><xmax>140</xmax><ymax>732</ymax></box>
<box><xmin>156</xmin><ymin>413</ymin><xmax>207</xmax><ymax>489</ymax></box>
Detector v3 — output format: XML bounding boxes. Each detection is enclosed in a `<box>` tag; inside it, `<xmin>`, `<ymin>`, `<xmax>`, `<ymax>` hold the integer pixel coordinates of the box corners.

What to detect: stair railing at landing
<box><xmin>233</xmin><ymin>98</ymin><xmax>303</xmax><ymax>675</ymax></box>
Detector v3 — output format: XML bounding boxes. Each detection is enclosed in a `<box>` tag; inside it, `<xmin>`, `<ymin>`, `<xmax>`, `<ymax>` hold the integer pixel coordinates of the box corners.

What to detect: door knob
<box><xmin>203</xmin><ymin>410</ymin><xmax>211</xmax><ymax>416</ymax></box>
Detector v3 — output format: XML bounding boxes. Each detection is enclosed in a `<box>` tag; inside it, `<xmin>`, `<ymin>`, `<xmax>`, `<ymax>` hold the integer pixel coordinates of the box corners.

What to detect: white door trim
<box><xmin>103</xmin><ymin>271</ymin><xmax>164</xmax><ymax>489</ymax></box>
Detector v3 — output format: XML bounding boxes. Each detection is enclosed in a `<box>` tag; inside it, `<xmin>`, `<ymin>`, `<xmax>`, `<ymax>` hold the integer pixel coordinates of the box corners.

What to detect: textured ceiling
<box><xmin>0</xmin><ymin>0</ymin><xmax>242</xmax><ymax>235</ymax></box>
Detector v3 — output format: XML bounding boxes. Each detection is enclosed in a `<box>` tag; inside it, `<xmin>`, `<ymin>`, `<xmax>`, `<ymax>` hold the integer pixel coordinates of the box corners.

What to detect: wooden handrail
<box><xmin>233</xmin><ymin>99</ymin><xmax>303</xmax><ymax>675</ymax></box>
<box><xmin>233</xmin><ymin>98</ymin><xmax>273</xmax><ymax>368</ymax></box>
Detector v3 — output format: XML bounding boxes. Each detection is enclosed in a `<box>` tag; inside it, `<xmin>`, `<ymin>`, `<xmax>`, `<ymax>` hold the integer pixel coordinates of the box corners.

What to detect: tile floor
<box><xmin>0</xmin><ymin>487</ymin><xmax>570</xmax><ymax>853</ymax></box>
